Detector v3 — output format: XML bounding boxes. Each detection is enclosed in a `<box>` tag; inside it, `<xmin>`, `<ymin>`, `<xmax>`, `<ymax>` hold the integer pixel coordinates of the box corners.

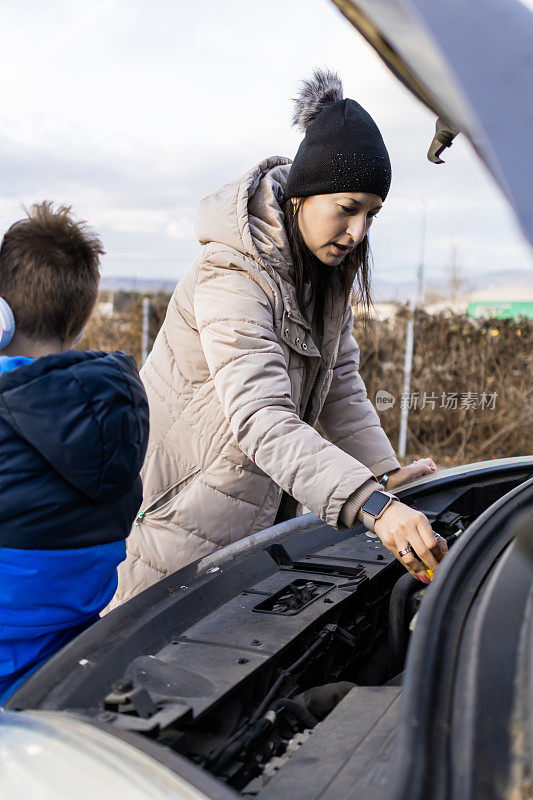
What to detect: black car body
<box><xmin>5</xmin><ymin>458</ymin><xmax>533</xmax><ymax>800</ymax></box>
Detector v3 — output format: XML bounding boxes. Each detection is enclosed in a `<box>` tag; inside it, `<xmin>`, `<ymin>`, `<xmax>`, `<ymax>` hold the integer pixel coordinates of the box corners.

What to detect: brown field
<box><xmin>353</xmin><ymin>309</ymin><xmax>532</xmax><ymax>468</ymax></box>
<box><xmin>82</xmin><ymin>293</ymin><xmax>532</xmax><ymax>470</ymax></box>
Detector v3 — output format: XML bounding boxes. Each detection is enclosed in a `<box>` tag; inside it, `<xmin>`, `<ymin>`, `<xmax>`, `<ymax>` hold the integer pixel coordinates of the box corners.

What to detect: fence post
<box><xmin>141</xmin><ymin>296</ymin><xmax>151</xmax><ymax>365</ymax></box>
<box><xmin>398</xmin><ymin>301</ymin><xmax>414</xmax><ymax>458</ymax></box>
<box><xmin>398</xmin><ymin>203</ymin><xmax>426</xmax><ymax>458</ymax></box>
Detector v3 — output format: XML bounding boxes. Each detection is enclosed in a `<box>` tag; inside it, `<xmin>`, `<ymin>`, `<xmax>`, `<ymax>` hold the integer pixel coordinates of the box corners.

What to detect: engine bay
<box><xmin>8</xmin><ymin>463</ymin><xmax>532</xmax><ymax>800</ymax></box>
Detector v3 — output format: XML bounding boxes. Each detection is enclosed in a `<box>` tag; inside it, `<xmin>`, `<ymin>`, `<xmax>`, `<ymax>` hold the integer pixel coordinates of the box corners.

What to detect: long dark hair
<box><xmin>283</xmin><ymin>197</ymin><xmax>373</xmax><ymax>322</ymax></box>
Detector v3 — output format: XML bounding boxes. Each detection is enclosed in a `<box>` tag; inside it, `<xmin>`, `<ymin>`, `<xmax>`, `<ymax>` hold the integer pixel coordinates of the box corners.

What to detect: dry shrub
<box><xmin>80</xmin><ymin>293</ymin><xmax>532</xmax><ymax>469</ymax></box>
<box><xmin>354</xmin><ymin>310</ymin><xmax>532</xmax><ymax>467</ymax></box>
<box><xmin>79</xmin><ymin>292</ymin><xmax>171</xmax><ymax>368</ymax></box>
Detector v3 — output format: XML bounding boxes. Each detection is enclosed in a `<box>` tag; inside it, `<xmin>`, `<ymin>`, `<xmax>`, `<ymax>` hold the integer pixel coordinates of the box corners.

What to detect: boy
<box><xmin>0</xmin><ymin>202</ymin><xmax>149</xmax><ymax>703</ymax></box>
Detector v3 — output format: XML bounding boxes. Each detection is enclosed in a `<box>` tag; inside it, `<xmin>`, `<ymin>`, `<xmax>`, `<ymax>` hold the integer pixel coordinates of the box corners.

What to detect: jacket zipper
<box><xmin>317</xmin><ymin>309</ymin><xmax>346</xmax><ymax>403</ymax></box>
<box><xmin>136</xmin><ymin>467</ymin><xmax>201</xmax><ymax>523</ymax></box>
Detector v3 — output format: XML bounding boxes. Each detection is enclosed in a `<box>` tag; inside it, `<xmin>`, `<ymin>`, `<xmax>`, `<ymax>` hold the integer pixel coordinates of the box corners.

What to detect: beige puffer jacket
<box><xmin>113</xmin><ymin>156</ymin><xmax>400</xmax><ymax>605</ymax></box>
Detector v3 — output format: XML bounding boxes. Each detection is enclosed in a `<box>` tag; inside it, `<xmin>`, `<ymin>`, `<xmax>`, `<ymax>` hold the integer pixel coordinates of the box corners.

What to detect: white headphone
<box><xmin>0</xmin><ymin>296</ymin><xmax>15</xmax><ymax>350</ymax></box>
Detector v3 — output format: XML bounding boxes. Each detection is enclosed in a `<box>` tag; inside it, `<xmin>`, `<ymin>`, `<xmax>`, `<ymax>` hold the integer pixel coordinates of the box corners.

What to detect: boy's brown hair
<box><xmin>0</xmin><ymin>201</ymin><xmax>103</xmax><ymax>342</ymax></box>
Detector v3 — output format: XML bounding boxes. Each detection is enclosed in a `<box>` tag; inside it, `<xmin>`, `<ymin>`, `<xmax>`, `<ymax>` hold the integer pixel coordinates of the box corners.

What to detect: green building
<box><xmin>467</xmin><ymin>301</ymin><xmax>533</xmax><ymax>320</ymax></box>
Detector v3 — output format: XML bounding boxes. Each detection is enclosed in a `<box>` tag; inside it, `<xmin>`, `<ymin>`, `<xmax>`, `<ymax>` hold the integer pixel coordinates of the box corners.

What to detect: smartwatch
<box><xmin>361</xmin><ymin>490</ymin><xmax>398</xmax><ymax>534</ymax></box>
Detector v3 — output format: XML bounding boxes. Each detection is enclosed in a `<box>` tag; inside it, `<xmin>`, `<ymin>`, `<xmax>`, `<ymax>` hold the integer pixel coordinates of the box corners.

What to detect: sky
<box><xmin>0</xmin><ymin>0</ymin><xmax>531</xmax><ymax>298</ymax></box>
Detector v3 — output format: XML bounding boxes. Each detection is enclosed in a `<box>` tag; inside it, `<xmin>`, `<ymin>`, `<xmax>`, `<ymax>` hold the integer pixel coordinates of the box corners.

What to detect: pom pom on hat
<box><xmin>291</xmin><ymin>69</ymin><xmax>344</xmax><ymax>131</ymax></box>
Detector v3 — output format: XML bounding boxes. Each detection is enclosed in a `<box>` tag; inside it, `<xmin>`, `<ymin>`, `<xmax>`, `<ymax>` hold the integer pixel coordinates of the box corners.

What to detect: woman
<box><xmin>114</xmin><ymin>70</ymin><xmax>447</xmax><ymax>605</ymax></box>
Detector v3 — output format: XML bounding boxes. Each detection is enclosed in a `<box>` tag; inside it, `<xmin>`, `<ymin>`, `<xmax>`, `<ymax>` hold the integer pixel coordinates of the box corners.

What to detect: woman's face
<box><xmin>295</xmin><ymin>191</ymin><xmax>383</xmax><ymax>266</ymax></box>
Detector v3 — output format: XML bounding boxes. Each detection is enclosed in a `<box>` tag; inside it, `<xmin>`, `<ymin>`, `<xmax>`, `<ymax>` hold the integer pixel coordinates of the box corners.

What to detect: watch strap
<box><xmin>363</xmin><ymin>508</ymin><xmax>384</xmax><ymax>534</ymax></box>
<box><xmin>378</xmin><ymin>467</ymin><xmax>401</xmax><ymax>489</ymax></box>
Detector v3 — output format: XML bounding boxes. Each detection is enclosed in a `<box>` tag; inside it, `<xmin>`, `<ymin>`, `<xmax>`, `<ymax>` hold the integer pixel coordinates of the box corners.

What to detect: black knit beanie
<box><xmin>285</xmin><ymin>70</ymin><xmax>392</xmax><ymax>202</ymax></box>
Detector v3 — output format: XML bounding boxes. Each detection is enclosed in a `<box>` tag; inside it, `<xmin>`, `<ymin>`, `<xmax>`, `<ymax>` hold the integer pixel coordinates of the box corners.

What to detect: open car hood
<box><xmin>331</xmin><ymin>0</ymin><xmax>533</xmax><ymax>249</ymax></box>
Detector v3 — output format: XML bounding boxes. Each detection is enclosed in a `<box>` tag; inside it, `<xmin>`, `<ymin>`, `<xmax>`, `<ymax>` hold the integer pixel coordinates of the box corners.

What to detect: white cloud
<box><xmin>0</xmin><ymin>0</ymin><xmax>530</xmax><ymax>284</ymax></box>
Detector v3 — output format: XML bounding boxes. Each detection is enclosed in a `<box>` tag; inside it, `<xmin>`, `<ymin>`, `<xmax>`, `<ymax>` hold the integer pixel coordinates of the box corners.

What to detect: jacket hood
<box><xmin>0</xmin><ymin>350</ymin><xmax>148</xmax><ymax>503</ymax></box>
<box><xmin>195</xmin><ymin>157</ymin><xmax>296</xmax><ymax>286</ymax></box>
<box><xmin>194</xmin><ymin>157</ymin><xmax>350</xmax><ymax>331</ymax></box>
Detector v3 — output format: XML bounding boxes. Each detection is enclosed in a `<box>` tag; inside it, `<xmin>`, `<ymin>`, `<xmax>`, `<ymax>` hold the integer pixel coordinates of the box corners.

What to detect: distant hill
<box><xmin>100</xmin><ymin>276</ymin><xmax>178</xmax><ymax>293</ymax></box>
<box><xmin>100</xmin><ymin>268</ymin><xmax>532</xmax><ymax>301</ymax></box>
<box><xmin>373</xmin><ymin>268</ymin><xmax>532</xmax><ymax>302</ymax></box>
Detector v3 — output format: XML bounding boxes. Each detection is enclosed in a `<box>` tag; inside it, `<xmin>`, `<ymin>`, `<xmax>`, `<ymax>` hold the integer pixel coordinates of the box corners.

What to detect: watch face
<box><xmin>362</xmin><ymin>491</ymin><xmax>391</xmax><ymax>517</ymax></box>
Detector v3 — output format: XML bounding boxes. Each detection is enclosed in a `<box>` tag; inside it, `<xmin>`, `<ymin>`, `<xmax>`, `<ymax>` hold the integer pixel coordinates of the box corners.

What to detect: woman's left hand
<box><xmin>386</xmin><ymin>457</ymin><xmax>437</xmax><ymax>491</ymax></box>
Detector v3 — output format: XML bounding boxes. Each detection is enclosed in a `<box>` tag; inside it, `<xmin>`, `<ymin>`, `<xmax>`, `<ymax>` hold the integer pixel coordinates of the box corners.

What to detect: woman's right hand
<box><xmin>372</xmin><ymin>501</ymin><xmax>448</xmax><ymax>583</ymax></box>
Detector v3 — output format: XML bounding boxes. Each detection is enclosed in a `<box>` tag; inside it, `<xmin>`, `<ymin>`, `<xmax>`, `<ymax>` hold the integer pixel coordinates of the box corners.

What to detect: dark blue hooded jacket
<box><xmin>0</xmin><ymin>350</ymin><xmax>149</xmax><ymax>702</ymax></box>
